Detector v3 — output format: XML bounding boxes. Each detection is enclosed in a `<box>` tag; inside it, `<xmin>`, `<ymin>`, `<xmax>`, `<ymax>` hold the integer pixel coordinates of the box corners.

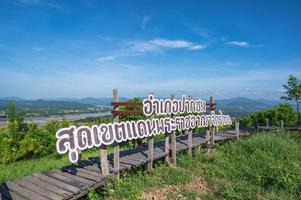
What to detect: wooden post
<box><xmin>280</xmin><ymin>120</ymin><xmax>284</xmax><ymax>131</ymax></box>
<box><xmin>100</xmin><ymin>145</ymin><xmax>109</xmax><ymax>175</ymax></box>
<box><xmin>266</xmin><ymin>118</ymin><xmax>269</xmax><ymax>128</ymax></box>
<box><xmin>113</xmin><ymin>89</ymin><xmax>120</xmax><ymax>178</ymax></box>
<box><xmin>210</xmin><ymin>96</ymin><xmax>215</xmax><ymax>146</ymax></box>
<box><xmin>187</xmin><ymin>96</ymin><xmax>193</xmax><ymax>156</ymax></box>
<box><xmin>147</xmin><ymin>92</ymin><xmax>155</xmax><ymax>172</ymax></box>
<box><xmin>76</xmin><ymin>149</ymin><xmax>82</xmax><ymax>166</ymax></box>
<box><xmin>235</xmin><ymin>121</ymin><xmax>240</xmax><ymax>139</ymax></box>
<box><xmin>215</xmin><ymin>126</ymin><xmax>219</xmax><ymax>134</ymax></box>
<box><xmin>206</xmin><ymin>129</ymin><xmax>211</xmax><ymax>154</ymax></box>
<box><xmin>170</xmin><ymin>94</ymin><xmax>177</xmax><ymax>166</ymax></box>
<box><xmin>164</xmin><ymin>132</ymin><xmax>170</xmax><ymax>163</ymax></box>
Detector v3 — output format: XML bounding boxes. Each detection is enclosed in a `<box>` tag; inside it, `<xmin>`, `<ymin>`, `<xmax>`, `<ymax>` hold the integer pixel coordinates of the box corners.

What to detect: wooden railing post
<box><xmin>266</xmin><ymin>118</ymin><xmax>269</xmax><ymax>128</ymax></box>
<box><xmin>210</xmin><ymin>96</ymin><xmax>215</xmax><ymax>147</ymax></box>
<box><xmin>100</xmin><ymin>145</ymin><xmax>109</xmax><ymax>175</ymax></box>
<box><xmin>147</xmin><ymin>92</ymin><xmax>155</xmax><ymax>172</ymax></box>
<box><xmin>170</xmin><ymin>94</ymin><xmax>177</xmax><ymax>166</ymax></box>
<box><xmin>165</xmin><ymin>121</ymin><xmax>170</xmax><ymax>162</ymax></box>
<box><xmin>78</xmin><ymin>149</ymin><xmax>82</xmax><ymax>165</ymax></box>
<box><xmin>206</xmin><ymin>129</ymin><xmax>211</xmax><ymax>154</ymax></box>
<box><xmin>280</xmin><ymin>120</ymin><xmax>284</xmax><ymax>131</ymax></box>
<box><xmin>235</xmin><ymin>121</ymin><xmax>240</xmax><ymax>139</ymax></box>
<box><xmin>113</xmin><ymin>89</ymin><xmax>120</xmax><ymax>178</ymax></box>
<box><xmin>187</xmin><ymin>96</ymin><xmax>193</xmax><ymax>156</ymax></box>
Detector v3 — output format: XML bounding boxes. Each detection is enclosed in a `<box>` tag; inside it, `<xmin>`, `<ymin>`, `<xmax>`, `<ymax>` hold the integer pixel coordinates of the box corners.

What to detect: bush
<box><xmin>242</xmin><ymin>103</ymin><xmax>298</xmax><ymax>127</ymax></box>
<box><xmin>0</xmin><ymin>102</ymin><xmax>71</xmax><ymax>165</ymax></box>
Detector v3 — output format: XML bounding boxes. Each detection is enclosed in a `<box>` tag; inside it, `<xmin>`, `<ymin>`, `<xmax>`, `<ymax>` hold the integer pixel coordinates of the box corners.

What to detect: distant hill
<box><xmin>44</xmin><ymin>97</ymin><xmax>129</xmax><ymax>105</ymax></box>
<box><xmin>0</xmin><ymin>96</ymin><xmax>291</xmax><ymax>118</ymax></box>
<box><xmin>216</xmin><ymin>97</ymin><xmax>284</xmax><ymax>117</ymax></box>
<box><xmin>0</xmin><ymin>99</ymin><xmax>110</xmax><ymax>117</ymax></box>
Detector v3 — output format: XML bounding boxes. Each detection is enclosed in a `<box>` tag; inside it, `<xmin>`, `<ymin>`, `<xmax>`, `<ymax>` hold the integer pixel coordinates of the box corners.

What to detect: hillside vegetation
<box><xmin>90</xmin><ymin>131</ymin><xmax>301</xmax><ymax>200</ymax></box>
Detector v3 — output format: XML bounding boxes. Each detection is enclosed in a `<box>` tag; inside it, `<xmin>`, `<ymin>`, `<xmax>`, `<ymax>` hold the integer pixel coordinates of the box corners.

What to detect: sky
<box><xmin>0</xmin><ymin>0</ymin><xmax>300</xmax><ymax>100</ymax></box>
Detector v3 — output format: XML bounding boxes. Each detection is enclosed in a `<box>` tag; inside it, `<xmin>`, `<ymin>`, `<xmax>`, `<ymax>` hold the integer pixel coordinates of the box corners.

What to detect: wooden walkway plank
<box><xmin>62</xmin><ymin>166</ymin><xmax>104</xmax><ymax>182</ymax></box>
<box><xmin>45</xmin><ymin>171</ymin><xmax>88</xmax><ymax>190</ymax></box>
<box><xmin>35</xmin><ymin>174</ymin><xmax>80</xmax><ymax>195</ymax></box>
<box><xmin>16</xmin><ymin>179</ymin><xmax>63</xmax><ymax>200</ymax></box>
<box><xmin>5</xmin><ymin>181</ymin><xmax>49</xmax><ymax>200</ymax></box>
<box><xmin>51</xmin><ymin>170</ymin><xmax>95</xmax><ymax>186</ymax></box>
<box><xmin>0</xmin><ymin>185</ymin><xmax>26</xmax><ymax>200</ymax></box>
<box><xmin>24</xmin><ymin>176</ymin><xmax>72</xmax><ymax>199</ymax></box>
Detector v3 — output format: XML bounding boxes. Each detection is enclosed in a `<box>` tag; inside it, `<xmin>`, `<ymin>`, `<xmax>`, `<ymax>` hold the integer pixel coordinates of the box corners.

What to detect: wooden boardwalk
<box><xmin>0</xmin><ymin>130</ymin><xmax>252</xmax><ymax>200</ymax></box>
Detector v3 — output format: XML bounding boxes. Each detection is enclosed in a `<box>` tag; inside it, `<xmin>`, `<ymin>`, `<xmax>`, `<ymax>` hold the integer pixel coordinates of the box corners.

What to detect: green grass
<box><xmin>203</xmin><ymin>132</ymin><xmax>301</xmax><ymax>200</ymax></box>
<box><xmin>2</xmin><ymin>131</ymin><xmax>301</xmax><ymax>200</ymax></box>
<box><xmin>0</xmin><ymin>145</ymin><xmax>129</xmax><ymax>183</ymax></box>
<box><xmin>87</xmin><ymin>131</ymin><xmax>301</xmax><ymax>200</ymax></box>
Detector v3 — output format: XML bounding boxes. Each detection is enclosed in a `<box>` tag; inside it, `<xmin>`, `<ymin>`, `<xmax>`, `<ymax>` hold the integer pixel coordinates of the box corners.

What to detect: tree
<box><xmin>281</xmin><ymin>75</ymin><xmax>301</xmax><ymax>125</ymax></box>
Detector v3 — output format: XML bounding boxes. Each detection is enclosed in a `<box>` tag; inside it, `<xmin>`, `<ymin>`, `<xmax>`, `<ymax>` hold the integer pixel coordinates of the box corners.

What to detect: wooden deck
<box><xmin>0</xmin><ymin>130</ymin><xmax>252</xmax><ymax>200</ymax></box>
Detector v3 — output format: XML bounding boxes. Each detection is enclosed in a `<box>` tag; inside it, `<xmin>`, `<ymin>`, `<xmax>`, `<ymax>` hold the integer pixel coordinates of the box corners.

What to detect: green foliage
<box><xmin>87</xmin><ymin>188</ymin><xmax>102</xmax><ymax>200</ymax></box>
<box><xmin>242</xmin><ymin>103</ymin><xmax>298</xmax><ymax>127</ymax></box>
<box><xmin>281</xmin><ymin>75</ymin><xmax>301</xmax><ymax>124</ymax></box>
<box><xmin>0</xmin><ymin>102</ymin><xmax>71</xmax><ymax>165</ymax></box>
<box><xmin>242</xmin><ymin>115</ymin><xmax>253</xmax><ymax>128</ymax></box>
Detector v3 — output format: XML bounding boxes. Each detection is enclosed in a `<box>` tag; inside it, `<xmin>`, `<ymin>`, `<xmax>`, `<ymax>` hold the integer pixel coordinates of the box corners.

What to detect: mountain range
<box><xmin>0</xmin><ymin>96</ymin><xmax>290</xmax><ymax>118</ymax></box>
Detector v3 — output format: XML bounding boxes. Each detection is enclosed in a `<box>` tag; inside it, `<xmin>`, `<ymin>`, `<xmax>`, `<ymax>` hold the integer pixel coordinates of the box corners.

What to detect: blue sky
<box><xmin>0</xmin><ymin>0</ymin><xmax>300</xmax><ymax>99</ymax></box>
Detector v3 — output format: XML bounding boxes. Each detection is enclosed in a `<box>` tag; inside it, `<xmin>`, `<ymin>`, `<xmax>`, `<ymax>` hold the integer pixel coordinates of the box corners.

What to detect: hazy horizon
<box><xmin>0</xmin><ymin>95</ymin><xmax>285</xmax><ymax>101</ymax></box>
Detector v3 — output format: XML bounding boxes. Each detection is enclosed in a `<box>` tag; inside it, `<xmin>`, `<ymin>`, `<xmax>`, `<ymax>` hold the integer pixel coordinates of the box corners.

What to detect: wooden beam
<box><xmin>111</xmin><ymin>110</ymin><xmax>143</xmax><ymax>115</ymax></box>
<box><xmin>111</xmin><ymin>102</ymin><xmax>143</xmax><ymax>106</ymax></box>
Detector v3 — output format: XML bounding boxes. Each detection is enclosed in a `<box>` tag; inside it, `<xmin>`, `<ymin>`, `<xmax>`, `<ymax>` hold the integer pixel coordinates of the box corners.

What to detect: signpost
<box><xmin>56</xmin><ymin>92</ymin><xmax>232</xmax><ymax>175</ymax></box>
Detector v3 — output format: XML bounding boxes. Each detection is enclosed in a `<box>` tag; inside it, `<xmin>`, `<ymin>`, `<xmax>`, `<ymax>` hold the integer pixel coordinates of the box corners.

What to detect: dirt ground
<box><xmin>140</xmin><ymin>176</ymin><xmax>210</xmax><ymax>200</ymax></box>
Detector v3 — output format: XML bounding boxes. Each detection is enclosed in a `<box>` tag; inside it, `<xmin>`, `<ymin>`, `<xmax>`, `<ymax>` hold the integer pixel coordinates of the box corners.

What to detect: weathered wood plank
<box><xmin>52</xmin><ymin>170</ymin><xmax>95</xmax><ymax>186</ymax></box>
<box><xmin>5</xmin><ymin>181</ymin><xmax>48</xmax><ymax>200</ymax></box>
<box><xmin>0</xmin><ymin>185</ymin><xmax>26</xmax><ymax>200</ymax></box>
<box><xmin>62</xmin><ymin>167</ymin><xmax>103</xmax><ymax>183</ymax></box>
<box><xmin>16</xmin><ymin>179</ymin><xmax>63</xmax><ymax>200</ymax></box>
<box><xmin>24</xmin><ymin>176</ymin><xmax>72</xmax><ymax>199</ymax></box>
<box><xmin>36</xmin><ymin>174</ymin><xmax>80</xmax><ymax>194</ymax></box>
<box><xmin>45</xmin><ymin>171</ymin><xmax>87</xmax><ymax>190</ymax></box>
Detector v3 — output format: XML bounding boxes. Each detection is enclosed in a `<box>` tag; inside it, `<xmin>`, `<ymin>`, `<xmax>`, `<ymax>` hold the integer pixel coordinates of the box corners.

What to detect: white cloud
<box><xmin>188</xmin><ymin>44</ymin><xmax>206</xmax><ymax>50</ymax></box>
<box><xmin>131</xmin><ymin>38</ymin><xmax>206</xmax><ymax>53</ymax></box>
<box><xmin>96</xmin><ymin>55</ymin><xmax>116</xmax><ymax>61</ymax></box>
<box><xmin>226</xmin><ymin>41</ymin><xmax>266</xmax><ymax>48</ymax></box>
<box><xmin>141</xmin><ymin>16</ymin><xmax>151</xmax><ymax>29</ymax></box>
<box><xmin>226</xmin><ymin>41</ymin><xmax>249</xmax><ymax>47</ymax></box>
